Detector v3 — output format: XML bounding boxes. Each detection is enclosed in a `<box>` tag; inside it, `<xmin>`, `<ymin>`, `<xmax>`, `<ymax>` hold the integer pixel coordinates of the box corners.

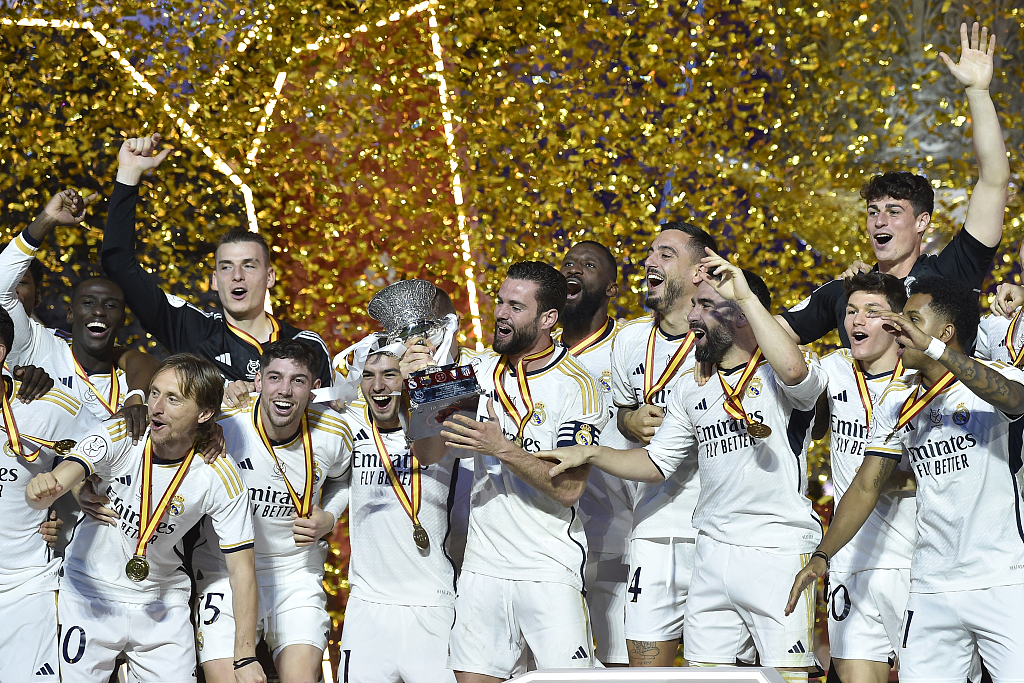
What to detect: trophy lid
<box><xmin>367</xmin><ymin>279</ymin><xmax>441</xmax><ymax>343</ymax></box>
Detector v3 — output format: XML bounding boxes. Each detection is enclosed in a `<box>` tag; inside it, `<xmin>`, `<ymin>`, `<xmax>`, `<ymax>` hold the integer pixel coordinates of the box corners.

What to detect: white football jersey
<box><xmin>557</xmin><ymin>320</ymin><xmax>635</xmax><ymax>556</ymax></box>
<box><xmin>62</xmin><ymin>422</ymin><xmax>254</xmax><ymax>604</ymax></box>
<box><xmin>975</xmin><ymin>313</ymin><xmax>1017</xmax><ymax>364</ymax></box>
<box><xmin>610</xmin><ymin>316</ymin><xmax>700</xmax><ymax>540</ymax></box>
<box><xmin>0</xmin><ymin>378</ymin><xmax>88</xmax><ymax>593</ymax></box>
<box><xmin>820</xmin><ymin>350</ymin><xmax>917</xmax><ymax>572</ymax></box>
<box><xmin>192</xmin><ymin>399</ymin><xmax>351</xmax><ymax>585</ymax></box>
<box><xmin>865</xmin><ymin>362</ymin><xmax>1024</xmax><ymax>593</ymax></box>
<box><xmin>0</xmin><ymin>233</ymin><xmax>130</xmax><ymax>422</ymax></box>
<box><xmin>340</xmin><ymin>400</ymin><xmax>459</xmax><ymax>607</ymax></box>
<box><xmin>461</xmin><ymin>345</ymin><xmax>607</xmax><ymax>590</ymax></box>
<box><xmin>645</xmin><ymin>353</ymin><xmax>826</xmax><ymax>553</ymax></box>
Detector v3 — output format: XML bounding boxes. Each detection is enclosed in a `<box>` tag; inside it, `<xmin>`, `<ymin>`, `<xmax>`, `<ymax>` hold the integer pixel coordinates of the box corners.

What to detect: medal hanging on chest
<box><xmin>643</xmin><ymin>326</ymin><xmax>695</xmax><ymax>404</ymax></box>
<box><xmin>369</xmin><ymin>405</ymin><xmax>430</xmax><ymax>550</ymax></box>
<box><xmin>126</xmin><ymin>439</ymin><xmax>196</xmax><ymax>581</ymax></box>
<box><xmin>493</xmin><ymin>344</ymin><xmax>554</xmax><ymax>447</ymax></box>
<box><xmin>71</xmin><ymin>353</ymin><xmax>122</xmax><ymax>416</ymax></box>
<box><xmin>254</xmin><ymin>405</ymin><xmax>316</xmax><ymax>518</ymax></box>
<box><xmin>718</xmin><ymin>348</ymin><xmax>771</xmax><ymax>439</ymax></box>
<box><xmin>885</xmin><ymin>372</ymin><xmax>957</xmax><ymax>443</ymax></box>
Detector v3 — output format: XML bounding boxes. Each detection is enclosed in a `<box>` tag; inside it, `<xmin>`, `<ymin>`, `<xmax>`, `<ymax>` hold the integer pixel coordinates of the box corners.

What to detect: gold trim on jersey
<box><xmin>71</xmin><ymin>353</ymin><xmax>122</xmax><ymax>416</ymax></box>
<box><xmin>559</xmin><ymin>359</ymin><xmax>600</xmax><ymax>414</ymax></box>
<box><xmin>226</xmin><ymin>315</ymin><xmax>281</xmax><ymax>356</ymax></box>
<box><xmin>886</xmin><ymin>371</ymin><xmax>957</xmax><ymax>442</ymax></box>
<box><xmin>1005</xmin><ymin>308</ymin><xmax>1024</xmax><ymax>368</ymax></box>
<box><xmin>210</xmin><ymin>458</ymin><xmax>244</xmax><ymax>498</ymax></box>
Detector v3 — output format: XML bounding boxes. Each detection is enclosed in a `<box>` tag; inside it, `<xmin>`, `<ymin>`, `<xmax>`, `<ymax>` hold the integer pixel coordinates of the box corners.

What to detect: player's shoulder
<box><xmin>307</xmin><ymin>404</ymin><xmax>354</xmax><ymax>439</ymax></box>
<box><xmin>24</xmin><ymin>383</ymin><xmax>84</xmax><ymax>417</ymax></box>
<box><xmin>280</xmin><ymin>322</ymin><xmax>331</xmax><ymax>356</ymax></box>
<box><xmin>820</xmin><ymin>347</ymin><xmax>853</xmax><ymax>366</ymax></box>
<box><xmin>551</xmin><ymin>352</ymin><xmax>602</xmax><ymax>412</ymax></box>
<box><xmin>219</xmin><ymin>398</ymin><xmax>256</xmax><ymax>421</ymax></box>
<box><xmin>336</xmin><ymin>399</ymin><xmax>370</xmax><ymax>429</ymax></box>
<box><xmin>202</xmin><ymin>455</ymin><xmax>248</xmax><ymax>500</ymax></box>
<box><xmin>465</xmin><ymin>348</ymin><xmax>499</xmax><ymax>371</ymax></box>
<box><xmin>613</xmin><ymin>315</ymin><xmax>654</xmax><ymax>339</ymax></box>
<box><xmin>876</xmin><ymin>374</ymin><xmax>916</xmax><ymax>405</ymax></box>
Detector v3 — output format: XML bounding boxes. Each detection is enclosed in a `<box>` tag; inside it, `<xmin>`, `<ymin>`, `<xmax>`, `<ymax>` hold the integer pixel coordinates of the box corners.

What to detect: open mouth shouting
<box><xmin>565</xmin><ymin>276</ymin><xmax>583</xmax><ymax>300</ymax></box>
<box><xmin>230</xmin><ymin>286</ymin><xmax>248</xmax><ymax>302</ymax></box>
<box><xmin>646</xmin><ymin>269</ymin><xmax>665</xmax><ymax>293</ymax></box>
<box><xmin>270</xmin><ymin>398</ymin><xmax>295</xmax><ymax>417</ymax></box>
<box><xmin>495</xmin><ymin>319</ymin><xmax>514</xmax><ymax>342</ymax></box>
<box><xmin>871</xmin><ymin>232</ymin><xmax>893</xmax><ymax>249</ymax></box>
<box><xmin>850</xmin><ymin>330</ymin><xmax>870</xmax><ymax>344</ymax></box>
<box><xmin>371</xmin><ymin>394</ymin><xmax>395</xmax><ymax>412</ymax></box>
<box><xmin>150</xmin><ymin>417</ymin><xmax>167</xmax><ymax>434</ymax></box>
<box><xmin>689</xmin><ymin>322</ymin><xmax>707</xmax><ymax>340</ymax></box>
<box><xmin>85</xmin><ymin>320</ymin><xmax>110</xmax><ymax>339</ymax></box>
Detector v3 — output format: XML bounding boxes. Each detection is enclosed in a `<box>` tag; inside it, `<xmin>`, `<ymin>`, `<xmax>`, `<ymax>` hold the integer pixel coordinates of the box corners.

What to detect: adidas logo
<box><xmin>238</xmin><ymin>458</ymin><xmax>254</xmax><ymax>471</ymax></box>
<box><xmin>354</xmin><ymin>429</ymin><xmax>369</xmax><ymax>441</ymax></box>
<box><xmin>694</xmin><ymin>398</ymin><xmax>708</xmax><ymax>411</ymax></box>
<box><xmin>35</xmin><ymin>663</ymin><xmax>55</xmax><ymax>676</ymax></box>
<box><xmin>60</xmin><ymin>377</ymin><xmax>73</xmax><ymax>389</ymax></box>
<box><xmin>570</xmin><ymin>646</ymin><xmax>588</xmax><ymax>660</ymax></box>
<box><xmin>833</xmin><ymin>390</ymin><xmax>848</xmax><ymax>402</ymax></box>
<box><xmin>215</xmin><ymin>353</ymin><xmax>231</xmax><ymax>366</ymax></box>
<box><xmin>632</xmin><ymin>365</ymin><xmax>645</xmax><ymax>377</ymax></box>
<box><xmin>787</xmin><ymin>640</ymin><xmax>806</xmax><ymax>654</ymax></box>
<box><xmin>116</xmin><ymin>475</ymin><xmax>132</xmax><ymax>486</ymax></box>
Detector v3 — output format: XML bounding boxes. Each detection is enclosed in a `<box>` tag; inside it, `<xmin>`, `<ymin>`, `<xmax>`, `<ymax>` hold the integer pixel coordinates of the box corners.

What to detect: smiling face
<box><xmin>560</xmin><ymin>243</ymin><xmax>617</xmax><ymax>327</ymax></box>
<box><xmin>147</xmin><ymin>368</ymin><xmax>213</xmax><ymax>447</ymax></box>
<box><xmin>210</xmin><ymin>242</ymin><xmax>276</xmax><ymax>320</ymax></box>
<box><xmin>645</xmin><ymin>231</ymin><xmax>699</xmax><ymax>315</ymax></box>
<box><xmin>687</xmin><ymin>281</ymin><xmax>741</xmax><ymax>364</ymax></box>
<box><xmin>361</xmin><ymin>353</ymin><xmax>405</xmax><ymax>428</ymax></box>
<box><xmin>68</xmin><ymin>279</ymin><xmax>126</xmax><ymax>357</ymax></box>
<box><xmin>845</xmin><ymin>290</ymin><xmax>898</xmax><ymax>364</ymax></box>
<box><xmin>865</xmin><ymin>196</ymin><xmax>929</xmax><ymax>266</ymax></box>
<box><xmin>255</xmin><ymin>357</ymin><xmax>319</xmax><ymax>435</ymax></box>
<box><xmin>493</xmin><ymin>278</ymin><xmax>551</xmax><ymax>356</ymax></box>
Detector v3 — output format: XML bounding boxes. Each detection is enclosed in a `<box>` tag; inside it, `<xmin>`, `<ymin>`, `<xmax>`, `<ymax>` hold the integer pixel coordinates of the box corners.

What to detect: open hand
<box><xmin>442</xmin><ymin>399</ymin><xmax>514</xmax><ymax>458</ymax></box>
<box><xmin>536</xmin><ymin>445</ymin><xmax>594</xmax><ymax>477</ymax></box>
<box><xmin>866</xmin><ymin>309</ymin><xmax>934</xmax><ymax>352</ymax></box>
<box><xmin>699</xmin><ymin>249</ymin><xmax>753</xmax><ymax>304</ymax></box>
<box><xmin>114</xmin><ymin>403</ymin><xmax>149</xmax><ymax>444</ymax></box>
<box><xmin>74</xmin><ymin>476</ymin><xmax>118</xmax><ymax>525</ymax></box>
<box><xmin>940</xmin><ymin>22</ymin><xmax>996</xmax><ymax>91</ymax></box>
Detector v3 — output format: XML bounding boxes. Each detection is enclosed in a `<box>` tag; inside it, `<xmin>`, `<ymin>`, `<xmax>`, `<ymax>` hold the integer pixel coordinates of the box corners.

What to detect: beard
<box><xmin>493</xmin><ymin>317</ymin><xmax>539</xmax><ymax>356</ymax></box>
<box><xmin>645</xmin><ymin>276</ymin><xmax>685</xmax><ymax>313</ymax></box>
<box><xmin>693</xmin><ymin>323</ymin><xmax>734</xmax><ymax>364</ymax></box>
<box><xmin>562</xmin><ymin>286</ymin><xmax>606</xmax><ymax>329</ymax></box>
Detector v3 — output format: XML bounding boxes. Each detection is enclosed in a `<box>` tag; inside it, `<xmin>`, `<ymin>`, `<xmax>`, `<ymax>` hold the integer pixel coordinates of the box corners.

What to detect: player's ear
<box><xmin>312</xmin><ymin>378</ymin><xmax>322</xmax><ymax>390</ymax></box>
<box><xmin>266</xmin><ymin>266</ymin><xmax>276</xmax><ymax>289</ymax></box>
<box><xmin>539</xmin><ymin>309</ymin><xmax>559</xmax><ymax>333</ymax></box>
<box><xmin>209</xmin><ymin>272</ymin><xmax>219</xmax><ymax>292</ymax></box>
<box><xmin>938</xmin><ymin>322</ymin><xmax>956</xmax><ymax>345</ymax></box>
<box><xmin>254</xmin><ymin>371</ymin><xmax>263</xmax><ymax>393</ymax></box>
<box><xmin>605</xmin><ymin>281</ymin><xmax>620</xmax><ymax>298</ymax></box>
<box><xmin>197</xmin><ymin>408</ymin><xmax>216</xmax><ymax>425</ymax></box>
<box><xmin>915</xmin><ymin>211</ymin><xmax>930</xmax><ymax>235</ymax></box>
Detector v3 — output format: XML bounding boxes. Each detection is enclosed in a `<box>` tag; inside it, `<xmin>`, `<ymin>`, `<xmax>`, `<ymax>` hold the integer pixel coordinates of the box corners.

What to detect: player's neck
<box><xmin>72</xmin><ymin>343</ymin><xmax>114</xmax><ymax>374</ymax></box>
<box><xmin>260</xmin><ymin>412</ymin><xmax>304</xmax><ymax>443</ymax></box>
<box><xmin>507</xmin><ymin>335</ymin><xmax>555</xmax><ymax>372</ymax></box>
<box><xmin>150</xmin><ymin>436</ymin><xmax>195</xmax><ymax>463</ymax></box>
<box><xmin>856</xmin><ymin>349</ymin><xmax>898</xmax><ymax>376</ymax></box>
<box><xmin>656</xmin><ymin>300</ymin><xmax>693</xmax><ymax>337</ymax></box>
<box><xmin>561</xmin><ymin>310</ymin><xmax>611</xmax><ymax>349</ymax></box>
<box><xmin>876</xmin><ymin>245</ymin><xmax>922</xmax><ymax>280</ymax></box>
<box><xmin>226</xmin><ymin>308</ymin><xmax>274</xmax><ymax>342</ymax></box>
<box><xmin>718</xmin><ymin>335</ymin><xmax>759</xmax><ymax>370</ymax></box>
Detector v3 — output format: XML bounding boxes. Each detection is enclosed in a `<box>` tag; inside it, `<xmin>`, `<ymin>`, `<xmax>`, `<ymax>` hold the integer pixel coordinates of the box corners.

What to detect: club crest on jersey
<box><xmin>313</xmin><ymin>462</ymin><xmax>323</xmax><ymax>484</ymax></box>
<box><xmin>599</xmin><ymin>370</ymin><xmax>612</xmax><ymax>393</ymax></box>
<box><xmin>196</xmin><ymin>630</ymin><xmax>204</xmax><ymax>651</ymax></box>
<box><xmin>168</xmin><ymin>494</ymin><xmax>186</xmax><ymax>516</ymax></box>
<box><xmin>531</xmin><ymin>402</ymin><xmax>546</xmax><ymax>426</ymax></box>
<box><xmin>246</xmin><ymin>359</ymin><xmax>261</xmax><ymax>377</ymax></box>
<box><xmin>930</xmin><ymin>408</ymin><xmax>943</xmax><ymax>427</ymax></box>
<box><xmin>575</xmin><ymin>424</ymin><xmax>594</xmax><ymax>446</ymax></box>
<box><xmin>77</xmin><ymin>435</ymin><xmax>108</xmax><ymax>462</ymax></box>
<box><xmin>746</xmin><ymin>377</ymin><xmax>763</xmax><ymax>398</ymax></box>
<box><xmin>273</xmin><ymin>461</ymin><xmax>288</xmax><ymax>480</ymax></box>
<box><xmin>952</xmin><ymin>403</ymin><xmax>970</xmax><ymax>426</ymax></box>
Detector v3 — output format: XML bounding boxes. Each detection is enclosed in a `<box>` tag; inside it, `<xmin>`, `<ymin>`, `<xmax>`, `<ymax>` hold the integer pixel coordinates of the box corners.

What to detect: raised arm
<box><xmin>940</xmin><ymin>22</ymin><xmax>1009</xmax><ymax>249</ymax></box>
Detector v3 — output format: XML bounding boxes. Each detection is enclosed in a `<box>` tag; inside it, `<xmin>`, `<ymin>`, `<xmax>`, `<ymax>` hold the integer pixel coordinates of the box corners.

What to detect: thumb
<box><xmin>153</xmin><ymin>147</ymin><xmax>173</xmax><ymax>165</ymax></box>
<box><xmin>549</xmin><ymin>462</ymin><xmax>569</xmax><ymax>478</ymax></box>
<box><xmin>938</xmin><ymin>52</ymin><xmax>953</xmax><ymax>68</ymax></box>
<box><xmin>49</xmin><ymin>510</ymin><xmax>58</xmax><ymax>521</ymax></box>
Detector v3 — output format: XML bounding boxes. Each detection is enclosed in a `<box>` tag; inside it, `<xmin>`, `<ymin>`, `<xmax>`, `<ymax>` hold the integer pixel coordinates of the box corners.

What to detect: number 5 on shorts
<box><xmin>202</xmin><ymin>592</ymin><xmax>225</xmax><ymax>625</ymax></box>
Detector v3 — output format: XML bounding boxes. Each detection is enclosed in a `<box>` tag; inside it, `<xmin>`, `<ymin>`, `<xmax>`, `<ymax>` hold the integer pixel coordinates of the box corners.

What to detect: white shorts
<box><xmin>0</xmin><ymin>588</ymin><xmax>59</xmax><ymax>681</ymax></box>
<box><xmin>683</xmin><ymin>535</ymin><xmax>815</xmax><ymax>668</ymax></box>
<box><xmin>196</xmin><ymin>570</ymin><xmax>330</xmax><ymax>663</ymax></box>
<box><xmin>899</xmin><ymin>584</ymin><xmax>1024</xmax><ymax>683</ymax></box>
<box><xmin>623</xmin><ymin>537</ymin><xmax>695</xmax><ymax>642</ymax></box>
<box><xmin>826</xmin><ymin>568</ymin><xmax>909</xmax><ymax>664</ymax></box>
<box><xmin>448</xmin><ymin>571</ymin><xmax>597</xmax><ymax>676</ymax></box>
<box><xmin>57</xmin><ymin>588</ymin><xmax>195</xmax><ymax>683</ymax></box>
<box><xmin>584</xmin><ymin>552</ymin><xmax>629</xmax><ymax>665</ymax></box>
<box><xmin>338</xmin><ymin>596</ymin><xmax>455</xmax><ymax>683</ymax></box>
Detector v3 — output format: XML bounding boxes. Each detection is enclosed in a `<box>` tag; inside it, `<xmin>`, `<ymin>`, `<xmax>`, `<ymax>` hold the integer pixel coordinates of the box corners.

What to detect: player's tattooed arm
<box><xmin>939</xmin><ymin>346</ymin><xmax>1024</xmax><ymax>414</ymax></box>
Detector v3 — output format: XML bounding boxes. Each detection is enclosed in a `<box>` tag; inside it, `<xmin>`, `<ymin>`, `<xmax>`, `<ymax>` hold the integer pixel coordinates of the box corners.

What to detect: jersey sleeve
<box><xmin>100</xmin><ymin>182</ymin><xmax>221</xmax><ymax>353</ymax></box>
<box><xmin>206</xmin><ymin>458</ymin><xmax>255</xmax><ymax>553</ymax></box>
<box><xmin>778</xmin><ymin>279</ymin><xmax>844</xmax><ymax>345</ymax></box>
<box><xmin>0</xmin><ymin>232</ymin><xmax>67</xmax><ymax>368</ymax></box>
<box><xmin>643</xmin><ymin>385</ymin><xmax>697</xmax><ymax>478</ymax></box>
<box><xmin>555</xmin><ymin>370</ymin><xmax>608</xmax><ymax>447</ymax></box>
<box><xmin>64</xmin><ymin>420</ymin><xmax>134</xmax><ymax>478</ymax></box>
<box><xmin>610</xmin><ymin>331</ymin><xmax>638</xmax><ymax>409</ymax></box>
<box><xmin>775</xmin><ymin>350</ymin><xmax>829</xmax><ymax>411</ymax></box>
<box><xmin>863</xmin><ymin>389</ymin><xmax>905</xmax><ymax>462</ymax></box>
<box><xmin>975</xmin><ymin>316</ymin><xmax>994</xmax><ymax>360</ymax></box>
<box><xmin>933</xmin><ymin>228</ymin><xmax>999</xmax><ymax>294</ymax></box>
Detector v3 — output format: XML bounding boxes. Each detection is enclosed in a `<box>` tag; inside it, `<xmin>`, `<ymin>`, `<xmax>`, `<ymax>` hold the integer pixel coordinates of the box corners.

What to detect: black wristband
<box><xmin>811</xmin><ymin>550</ymin><xmax>830</xmax><ymax>568</ymax></box>
<box><xmin>233</xmin><ymin>657</ymin><xmax>259</xmax><ymax>670</ymax></box>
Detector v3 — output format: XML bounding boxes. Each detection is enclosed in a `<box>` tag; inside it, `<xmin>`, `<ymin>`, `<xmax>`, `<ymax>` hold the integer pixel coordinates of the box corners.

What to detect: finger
<box><xmin>938</xmin><ymin>52</ymin><xmax>953</xmax><ymax>69</ymax></box>
<box><xmin>987</xmin><ymin>33</ymin><xmax>996</xmax><ymax>55</ymax></box>
<box><xmin>961</xmin><ymin>22</ymin><xmax>970</xmax><ymax>50</ymax></box>
<box><xmin>970</xmin><ymin>21</ymin><xmax>979</xmax><ymax>51</ymax></box>
<box><xmin>152</xmin><ymin>132</ymin><xmax>162</xmax><ymax>144</ymax></box>
<box><xmin>153</xmin><ymin>147</ymin><xmax>173</xmax><ymax>165</ymax></box>
<box><xmin>486</xmin><ymin>398</ymin><xmax>498</xmax><ymax>421</ymax></box>
<box><xmin>549</xmin><ymin>461</ymin><xmax>571</xmax><ymax>478</ymax></box>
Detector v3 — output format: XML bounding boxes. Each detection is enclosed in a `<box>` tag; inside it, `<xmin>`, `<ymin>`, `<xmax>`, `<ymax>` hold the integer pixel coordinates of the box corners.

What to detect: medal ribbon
<box><xmin>893</xmin><ymin>371</ymin><xmax>956</xmax><ymax>432</ymax></box>
<box><xmin>644</xmin><ymin>327</ymin><xmax>696</xmax><ymax>404</ymax></box>
<box><xmin>717</xmin><ymin>348</ymin><xmax>764</xmax><ymax>426</ymax></box>
<box><xmin>567</xmin><ymin>318</ymin><xmax>612</xmax><ymax>356</ymax></box>
<box><xmin>134</xmin><ymin>438</ymin><xmax>196</xmax><ymax>559</ymax></box>
<box><xmin>1005</xmin><ymin>308</ymin><xmax>1024</xmax><ymax>368</ymax></box>
<box><xmin>0</xmin><ymin>382</ymin><xmax>28</xmax><ymax>460</ymax></box>
<box><xmin>227</xmin><ymin>315</ymin><xmax>281</xmax><ymax>356</ymax></box>
<box><xmin>493</xmin><ymin>343</ymin><xmax>555</xmax><ymax>444</ymax></box>
<box><xmin>852</xmin><ymin>358</ymin><xmax>906</xmax><ymax>427</ymax></box>
<box><xmin>71</xmin><ymin>353</ymin><xmax>121</xmax><ymax>416</ymax></box>
<box><xmin>254</xmin><ymin>404</ymin><xmax>315</xmax><ymax>517</ymax></box>
<box><xmin>367</xmin><ymin>405</ymin><xmax>422</xmax><ymax>530</ymax></box>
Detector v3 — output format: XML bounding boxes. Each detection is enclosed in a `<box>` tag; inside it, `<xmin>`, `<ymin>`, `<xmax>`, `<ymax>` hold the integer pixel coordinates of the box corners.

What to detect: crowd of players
<box><xmin>1</xmin><ymin>20</ymin><xmax>1021</xmax><ymax>683</ymax></box>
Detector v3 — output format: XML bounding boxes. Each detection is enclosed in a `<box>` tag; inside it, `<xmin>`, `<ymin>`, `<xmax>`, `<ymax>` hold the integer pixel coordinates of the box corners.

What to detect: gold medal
<box><xmin>746</xmin><ymin>421</ymin><xmax>772</xmax><ymax>439</ymax></box>
<box><xmin>513</xmin><ymin>436</ymin><xmax>523</xmax><ymax>447</ymax></box>
<box><xmin>125</xmin><ymin>555</ymin><xmax>150</xmax><ymax>582</ymax></box>
<box><xmin>53</xmin><ymin>439</ymin><xmax>76</xmax><ymax>456</ymax></box>
<box><xmin>413</xmin><ymin>523</ymin><xmax>430</xmax><ymax>550</ymax></box>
